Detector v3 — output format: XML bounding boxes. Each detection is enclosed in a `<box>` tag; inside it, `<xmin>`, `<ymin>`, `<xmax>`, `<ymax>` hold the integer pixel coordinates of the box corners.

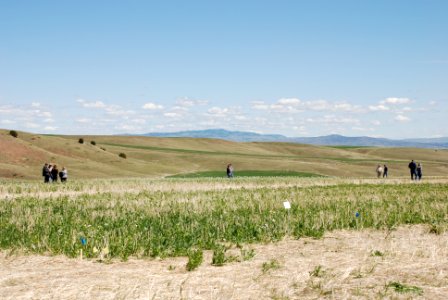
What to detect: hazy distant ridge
<box><xmin>143</xmin><ymin>129</ymin><xmax>448</xmax><ymax>148</ymax></box>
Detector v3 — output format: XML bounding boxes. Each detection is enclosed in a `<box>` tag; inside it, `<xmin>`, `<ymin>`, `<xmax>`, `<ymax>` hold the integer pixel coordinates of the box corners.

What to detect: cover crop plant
<box><xmin>1</xmin><ymin>178</ymin><xmax>447</xmax><ymax>260</ymax></box>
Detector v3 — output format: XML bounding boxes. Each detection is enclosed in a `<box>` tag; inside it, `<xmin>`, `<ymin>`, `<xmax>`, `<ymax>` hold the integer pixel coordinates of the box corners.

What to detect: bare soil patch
<box><xmin>1</xmin><ymin>225</ymin><xmax>447</xmax><ymax>299</ymax></box>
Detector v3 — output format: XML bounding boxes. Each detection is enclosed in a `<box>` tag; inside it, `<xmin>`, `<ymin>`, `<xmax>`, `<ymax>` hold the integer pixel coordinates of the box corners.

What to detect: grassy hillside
<box><xmin>1</xmin><ymin>129</ymin><xmax>448</xmax><ymax>180</ymax></box>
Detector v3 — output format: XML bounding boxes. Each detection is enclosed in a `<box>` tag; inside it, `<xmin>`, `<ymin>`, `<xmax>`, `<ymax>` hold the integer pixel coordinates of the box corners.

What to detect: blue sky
<box><xmin>1</xmin><ymin>0</ymin><xmax>447</xmax><ymax>138</ymax></box>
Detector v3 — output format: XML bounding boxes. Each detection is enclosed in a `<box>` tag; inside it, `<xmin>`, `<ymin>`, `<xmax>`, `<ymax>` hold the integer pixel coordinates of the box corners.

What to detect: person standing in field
<box><xmin>42</xmin><ymin>163</ymin><xmax>51</xmax><ymax>183</ymax></box>
<box><xmin>383</xmin><ymin>164</ymin><xmax>388</xmax><ymax>178</ymax></box>
<box><xmin>226</xmin><ymin>163</ymin><xmax>234</xmax><ymax>178</ymax></box>
<box><xmin>376</xmin><ymin>164</ymin><xmax>383</xmax><ymax>178</ymax></box>
<box><xmin>59</xmin><ymin>167</ymin><xmax>68</xmax><ymax>182</ymax></box>
<box><xmin>416</xmin><ymin>163</ymin><xmax>423</xmax><ymax>180</ymax></box>
<box><xmin>408</xmin><ymin>160</ymin><xmax>417</xmax><ymax>180</ymax></box>
<box><xmin>51</xmin><ymin>165</ymin><xmax>59</xmax><ymax>182</ymax></box>
<box><xmin>48</xmin><ymin>164</ymin><xmax>53</xmax><ymax>182</ymax></box>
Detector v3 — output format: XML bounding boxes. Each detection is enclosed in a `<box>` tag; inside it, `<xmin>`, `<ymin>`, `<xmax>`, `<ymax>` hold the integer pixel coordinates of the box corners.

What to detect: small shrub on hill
<box><xmin>119</xmin><ymin>153</ymin><xmax>127</xmax><ymax>159</ymax></box>
<box><xmin>9</xmin><ymin>130</ymin><xmax>18</xmax><ymax>138</ymax></box>
<box><xmin>78</xmin><ymin>138</ymin><xmax>84</xmax><ymax>144</ymax></box>
<box><xmin>90</xmin><ymin>141</ymin><xmax>96</xmax><ymax>145</ymax></box>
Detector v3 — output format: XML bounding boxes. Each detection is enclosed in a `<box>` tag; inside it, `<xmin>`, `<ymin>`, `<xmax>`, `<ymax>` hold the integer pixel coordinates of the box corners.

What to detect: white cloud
<box><xmin>131</xmin><ymin>118</ymin><xmax>147</xmax><ymax>124</ymax></box>
<box><xmin>260</xmin><ymin>102</ymin><xmax>302</xmax><ymax>113</ymax></box>
<box><xmin>1</xmin><ymin>119</ymin><xmax>15</xmax><ymax>124</ymax></box>
<box><xmin>115</xmin><ymin>124</ymin><xmax>142</xmax><ymax>131</ymax></box>
<box><xmin>305</xmin><ymin>100</ymin><xmax>331</xmax><ymax>111</ymax></box>
<box><xmin>333</xmin><ymin>102</ymin><xmax>364</xmax><ymax>112</ymax></box>
<box><xmin>306</xmin><ymin>115</ymin><xmax>360</xmax><ymax>125</ymax></box>
<box><xmin>0</xmin><ymin>106</ymin><xmax>12</xmax><ymax>114</ymax></box>
<box><xmin>176</xmin><ymin>98</ymin><xmax>208</xmax><ymax>107</ymax></box>
<box><xmin>31</xmin><ymin>102</ymin><xmax>41</xmax><ymax>107</ymax></box>
<box><xmin>371</xmin><ymin>120</ymin><xmax>381</xmax><ymax>126</ymax></box>
<box><xmin>105</xmin><ymin>106</ymin><xmax>136</xmax><ymax>116</ymax></box>
<box><xmin>293</xmin><ymin>125</ymin><xmax>307</xmax><ymax>133</ymax></box>
<box><xmin>43</xmin><ymin>118</ymin><xmax>54</xmax><ymax>123</ymax></box>
<box><xmin>394</xmin><ymin>114</ymin><xmax>410</xmax><ymax>122</ymax></box>
<box><xmin>171</xmin><ymin>105</ymin><xmax>188</xmax><ymax>112</ymax></box>
<box><xmin>142</xmin><ymin>102</ymin><xmax>164</xmax><ymax>110</ymax></box>
<box><xmin>164</xmin><ymin>112</ymin><xmax>182</xmax><ymax>118</ymax></box>
<box><xmin>352</xmin><ymin>126</ymin><xmax>374</xmax><ymax>132</ymax></box>
<box><xmin>24</xmin><ymin>122</ymin><xmax>40</xmax><ymax>128</ymax></box>
<box><xmin>44</xmin><ymin>126</ymin><xmax>57</xmax><ymax>131</ymax></box>
<box><xmin>369</xmin><ymin>104</ymin><xmax>390</xmax><ymax>111</ymax></box>
<box><xmin>77</xmin><ymin>99</ymin><xmax>136</xmax><ymax>117</ymax></box>
<box><xmin>207</xmin><ymin>107</ymin><xmax>229</xmax><ymax>117</ymax></box>
<box><xmin>234</xmin><ymin>115</ymin><xmax>247</xmax><ymax>121</ymax></box>
<box><xmin>76</xmin><ymin>118</ymin><xmax>91</xmax><ymax>124</ymax></box>
<box><xmin>381</xmin><ymin>97</ymin><xmax>411</xmax><ymax>105</ymax></box>
<box><xmin>252</xmin><ymin>98</ymin><xmax>363</xmax><ymax>114</ymax></box>
<box><xmin>278</xmin><ymin>98</ymin><xmax>301</xmax><ymax>105</ymax></box>
<box><xmin>81</xmin><ymin>100</ymin><xmax>107</xmax><ymax>108</ymax></box>
<box><xmin>251</xmin><ymin>101</ymin><xmax>269</xmax><ymax>110</ymax></box>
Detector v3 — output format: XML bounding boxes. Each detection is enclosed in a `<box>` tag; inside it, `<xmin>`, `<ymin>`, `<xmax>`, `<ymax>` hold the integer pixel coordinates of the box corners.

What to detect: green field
<box><xmin>166</xmin><ymin>170</ymin><xmax>323</xmax><ymax>178</ymax></box>
<box><xmin>1</xmin><ymin>177</ymin><xmax>447</xmax><ymax>261</ymax></box>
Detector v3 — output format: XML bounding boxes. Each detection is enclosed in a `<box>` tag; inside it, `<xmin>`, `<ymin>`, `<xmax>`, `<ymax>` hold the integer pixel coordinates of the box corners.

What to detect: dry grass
<box><xmin>1</xmin><ymin>129</ymin><xmax>448</xmax><ymax>180</ymax></box>
<box><xmin>2</xmin><ymin>176</ymin><xmax>448</xmax><ymax>200</ymax></box>
<box><xmin>1</xmin><ymin>225</ymin><xmax>447</xmax><ymax>299</ymax></box>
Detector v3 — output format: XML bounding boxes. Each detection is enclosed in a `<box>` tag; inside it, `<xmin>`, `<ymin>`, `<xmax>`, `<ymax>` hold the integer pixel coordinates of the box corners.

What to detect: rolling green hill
<box><xmin>1</xmin><ymin>129</ymin><xmax>447</xmax><ymax>180</ymax></box>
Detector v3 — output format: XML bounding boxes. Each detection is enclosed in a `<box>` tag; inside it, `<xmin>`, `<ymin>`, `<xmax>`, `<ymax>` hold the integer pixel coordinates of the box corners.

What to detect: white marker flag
<box><xmin>283</xmin><ymin>201</ymin><xmax>291</xmax><ymax>209</ymax></box>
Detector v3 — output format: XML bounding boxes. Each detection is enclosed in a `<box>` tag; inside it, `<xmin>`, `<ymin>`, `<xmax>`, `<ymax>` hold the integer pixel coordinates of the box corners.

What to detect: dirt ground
<box><xmin>1</xmin><ymin>225</ymin><xmax>447</xmax><ymax>300</ymax></box>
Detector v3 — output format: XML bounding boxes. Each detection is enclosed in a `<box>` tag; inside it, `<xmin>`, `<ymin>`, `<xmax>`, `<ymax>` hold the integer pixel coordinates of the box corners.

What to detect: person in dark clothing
<box><xmin>51</xmin><ymin>165</ymin><xmax>59</xmax><ymax>182</ymax></box>
<box><xmin>408</xmin><ymin>160</ymin><xmax>417</xmax><ymax>180</ymax></box>
<box><xmin>226</xmin><ymin>163</ymin><xmax>234</xmax><ymax>178</ymax></box>
<box><xmin>42</xmin><ymin>163</ymin><xmax>51</xmax><ymax>183</ymax></box>
<box><xmin>416</xmin><ymin>163</ymin><xmax>423</xmax><ymax>180</ymax></box>
<box><xmin>383</xmin><ymin>164</ymin><xmax>388</xmax><ymax>178</ymax></box>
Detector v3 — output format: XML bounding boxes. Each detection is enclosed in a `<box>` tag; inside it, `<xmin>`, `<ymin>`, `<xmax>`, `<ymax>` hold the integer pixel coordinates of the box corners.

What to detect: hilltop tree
<box><xmin>9</xmin><ymin>130</ymin><xmax>18</xmax><ymax>138</ymax></box>
<box><xmin>78</xmin><ymin>138</ymin><xmax>84</xmax><ymax>144</ymax></box>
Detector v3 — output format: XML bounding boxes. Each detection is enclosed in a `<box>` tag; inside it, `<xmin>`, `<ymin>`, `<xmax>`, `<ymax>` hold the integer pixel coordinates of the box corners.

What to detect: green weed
<box><xmin>241</xmin><ymin>248</ymin><xmax>256</xmax><ymax>261</ymax></box>
<box><xmin>309</xmin><ymin>265</ymin><xmax>325</xmax><ymax>277</ymax></box>
<box><xmin>386</xmin><ymin>281</ymin><xmax>423</xmax><ymax>295</ymax></box>
<box><xmin>371</xmin><ymin>250</ymin><xmax>384</xmax><ymax>257</ymax></box>
<box><xmin>186</xmin><ymin>249</ymin><xmax>203</xmax><ymax>271</ymax></box>
<box><xmin>212</xmin><ymin>245</ymin><xmax>226</xmax><ymax>266</ymax></box>
<box><xmin>262</xmin><ymin>259</ymin><xmax>281</xmax><ymax>274</ymax></box>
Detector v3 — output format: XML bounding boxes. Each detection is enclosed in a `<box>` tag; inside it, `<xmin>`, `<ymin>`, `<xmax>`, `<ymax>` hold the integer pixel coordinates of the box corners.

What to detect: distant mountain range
<box><xmin>141</xmin><ymin>129</ymin><xmax>448</xmax><ymax>148</ymax></box>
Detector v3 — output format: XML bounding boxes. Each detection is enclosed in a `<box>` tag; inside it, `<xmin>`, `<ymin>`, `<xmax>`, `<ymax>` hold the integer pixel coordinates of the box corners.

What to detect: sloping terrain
<box><xmin>1</xmin><ymin>129</ymin><xmax>448</xmax><ymax>180</ymax></box>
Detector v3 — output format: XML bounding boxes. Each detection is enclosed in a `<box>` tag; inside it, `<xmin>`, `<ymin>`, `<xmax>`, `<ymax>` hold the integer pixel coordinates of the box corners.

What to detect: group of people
<box><xmin>376</xmin><ymin>160</ymin><xmax>423</xmax><ymax>180</ymax></box>
<box><xmin>376</xmin><ymin>164</ymin><xmax>389</xmax><ymax>178</ymax></box>
<box><xmin>408</xmin><ymin>160</ymin><xmax>423</xmax><ymax>180</ymax></box>
<box><xmin>42</xmin><ymin>163</ymin><xmax>68</xmax><ymax>183</ymax></box>
<box><xmin>226</xmin><ymin>163</ymin><xmax>234</xmax><ymax>178</ymax></box>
